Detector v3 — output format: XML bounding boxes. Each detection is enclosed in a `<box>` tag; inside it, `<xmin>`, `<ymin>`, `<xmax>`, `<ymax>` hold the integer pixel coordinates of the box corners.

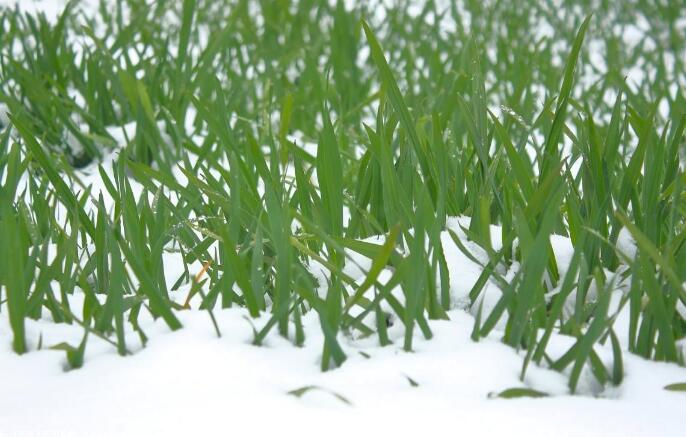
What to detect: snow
<box><xmin>2</xmin><ymin>146</ymin><xmax>683</xmax><ymax>434</ymax></box>
<box><xmin>1</xmin><ymin>168</ymin><xmax>684</xmax><ymax>435</ymax></box>
<box><xmin>0</xmin><ymin>0</ymin><xmax>97</xmax><ymax>21</ymax></box>
<box><xmin>1</xmin><ymin>0</ymin><xmax>686</xmax><ymax>435</ymax></box>
<box><xmin>2</xmin><ymin>305</ymin><xmax>686</xmax><ymax>436</ymax></box>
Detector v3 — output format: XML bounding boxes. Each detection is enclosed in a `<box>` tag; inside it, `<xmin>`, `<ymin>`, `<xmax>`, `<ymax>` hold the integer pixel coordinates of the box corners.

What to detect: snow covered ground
<box><xmin>0</xmin><ymin>170</ymin><xmax>684</xmax><ymax>436</ymax></box>
<box><xmin>2</xmin><ymin>304</ymin><xmax>686</xmax><ymax>436</ymax></box>
<box><xmin>2</xmin><ymin>1</ymin><xmax>686</xmax><ymax>436</ymax></box>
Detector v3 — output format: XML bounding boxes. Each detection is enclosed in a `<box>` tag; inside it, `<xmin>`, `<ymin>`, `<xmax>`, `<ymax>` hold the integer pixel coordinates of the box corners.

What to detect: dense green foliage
<box><xmin>0</xmin><ymin>0</ymin><xmax>685</xmax><ymax>393</ymax></box>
